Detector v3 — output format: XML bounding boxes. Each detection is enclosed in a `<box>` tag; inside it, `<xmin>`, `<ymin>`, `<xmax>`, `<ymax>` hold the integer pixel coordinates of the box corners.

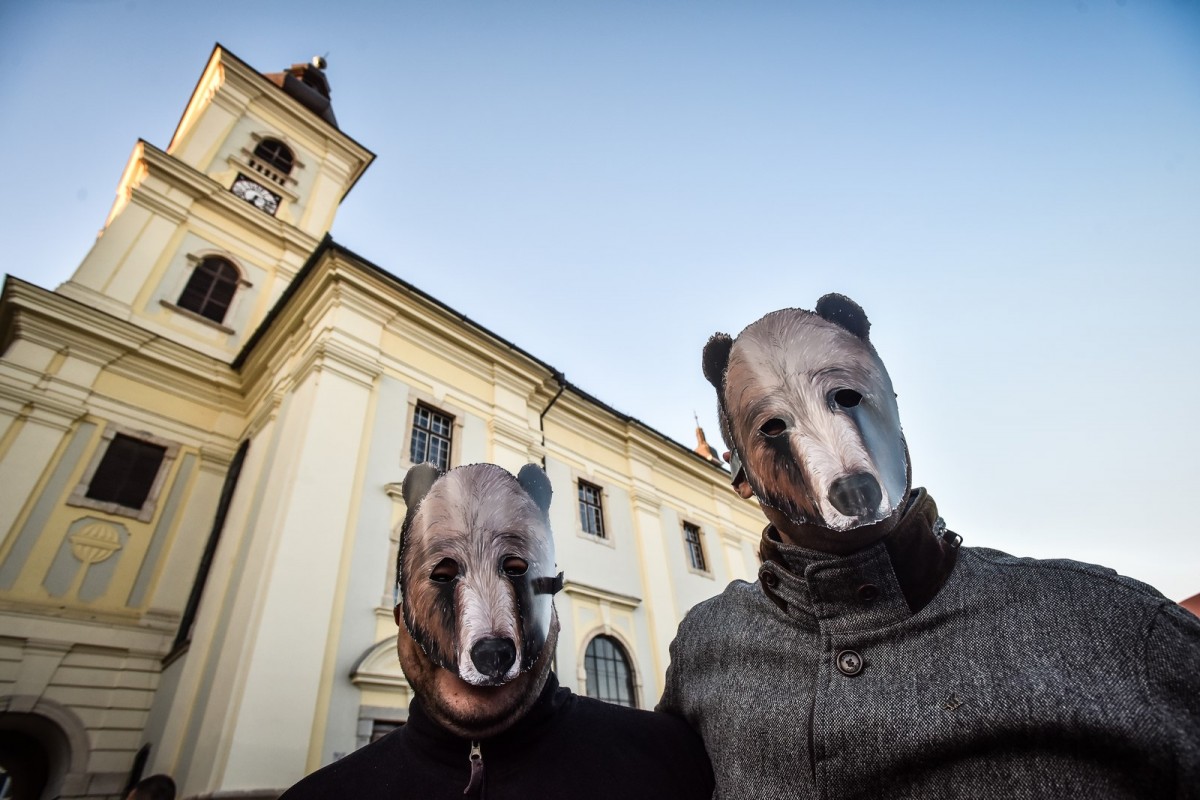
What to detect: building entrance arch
<box><xmin>0</xmin><ymin>697</ymin><xmax>91</xmax><ymax>800</ymax></box>
<box><xmin>0</xmin><ymin>723</ymin><xmax>60</xmax><ymax>800</ymax></box>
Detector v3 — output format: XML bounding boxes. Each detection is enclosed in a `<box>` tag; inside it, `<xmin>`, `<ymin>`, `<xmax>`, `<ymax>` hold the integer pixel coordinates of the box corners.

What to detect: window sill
<box><xmin>66</xmin><ymin>494</ymin><xmax>156</xmax><ymax>523</ymax></box>
<box><xmin>160</xmin><ymin>300</ymin><xmax>236</xmax><ymax>335</ymax></box>
<box><xmin>577</xmin><ymin>530</ymin><xmax>616</xmax><ymax>549</ymax></box>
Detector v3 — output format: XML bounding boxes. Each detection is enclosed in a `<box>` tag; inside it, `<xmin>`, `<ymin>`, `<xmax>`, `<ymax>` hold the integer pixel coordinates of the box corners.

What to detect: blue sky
<box><xmin>2</xmin><ymin>0</ymin><xmax>1198</xmax><ymax>600</ymax></box>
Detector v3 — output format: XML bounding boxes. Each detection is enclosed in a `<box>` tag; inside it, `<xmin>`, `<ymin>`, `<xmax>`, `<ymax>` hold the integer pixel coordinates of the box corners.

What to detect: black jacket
<box><xmin>280</xmin><ymin>673</ymin><xmax>714</xmax><ymax>799</ymax></box>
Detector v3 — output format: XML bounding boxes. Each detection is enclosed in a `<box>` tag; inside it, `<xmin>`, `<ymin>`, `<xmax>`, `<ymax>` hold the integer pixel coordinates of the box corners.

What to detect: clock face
<box><xmin>231</xmin><ymin>173</ymin><xmax>281</xmax><ymax>216</ymax></box>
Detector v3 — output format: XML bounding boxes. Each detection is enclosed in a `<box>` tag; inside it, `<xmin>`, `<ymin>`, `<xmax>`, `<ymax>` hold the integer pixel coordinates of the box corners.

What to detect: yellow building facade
<box><xmin>0</xmin><ymin>46</ymin><xmax>764</xmax><ymax>799</ymax></box>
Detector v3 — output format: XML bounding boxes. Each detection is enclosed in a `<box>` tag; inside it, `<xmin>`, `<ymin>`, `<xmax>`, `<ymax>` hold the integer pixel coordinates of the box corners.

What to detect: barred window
<box><xmin>683</xmin><ymin>521</ymin><xmax>707</xmax><ymax>572</ymax></box>
<box><xmin>584</xmin><ymin>635</ymin><xmax>635</xmax><ymax>707</ymax></box>
<box><xmin>177</xmin><ymin>256</ymin><xmax>239</xmax><ymax>324</ymax></box>
<box><xmin>578</xmin><ymin>480</ymin><xmax>605</xmax><ymax>538</ymax></box>
<box><xmin>410</xmin><ymin>405</ymin><xmax>453</xmax><ymax>471</ymax></box>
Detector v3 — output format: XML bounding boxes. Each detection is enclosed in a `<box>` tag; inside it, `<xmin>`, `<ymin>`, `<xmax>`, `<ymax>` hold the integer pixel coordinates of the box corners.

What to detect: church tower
<box><xmin>58</xmin><ymin>46</ymin><xmax>373</xmax><ymax>361</ymax></box>
<box><xmin>0</xmin><ymin>47</ymin><xmax>373</xmax><ymax>799</ymax></box>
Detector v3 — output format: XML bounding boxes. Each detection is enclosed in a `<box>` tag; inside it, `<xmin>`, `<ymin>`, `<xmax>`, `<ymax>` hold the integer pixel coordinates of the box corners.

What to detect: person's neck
<box><xmin>767</xmin><ymin>510</ymin><xmax>901</xmax><ymax>555</ymax></box>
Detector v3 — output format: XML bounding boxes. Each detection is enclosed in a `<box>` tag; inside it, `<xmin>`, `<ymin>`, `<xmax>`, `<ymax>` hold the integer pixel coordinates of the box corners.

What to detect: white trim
<box><xmin>66</xmin><ymin>423</ymin><xmax>181</xmax><ymax>523</ymax></box>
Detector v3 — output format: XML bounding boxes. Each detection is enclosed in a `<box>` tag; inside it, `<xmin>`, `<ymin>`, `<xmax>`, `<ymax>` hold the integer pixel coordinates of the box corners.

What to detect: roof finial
<box><xmin>692</xmin><ymin>412</ymin><xmax>723</xmax><ymax>467</ymax></box>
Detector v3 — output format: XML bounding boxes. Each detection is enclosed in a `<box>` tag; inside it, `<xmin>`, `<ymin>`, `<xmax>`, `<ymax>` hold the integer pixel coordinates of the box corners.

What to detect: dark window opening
<box><xmin>86</xmin><ymin>435</ymin><xmax>167</xmax><ymax>510</ymax></box>
<box><xmin>578</xmin><ymin>480</ymin><xmax>606</xmax><ymax>538</ymax></box>
<box><xmin>410</xmin><ymin>405</ymin><xmax>453</xmax><ymax>471</ymax></box>
<box><xmin>683</xmin><ymin>522</ymin><xmax>707</xmax><ymax>572</ymax></box>
<box><xmin>370</xmin><ymin>720</ymin><xmax>404</xmax><ymax>743</ymax></box>
<box><xmin>177</xmin><ymin>257</ymin><xmax>239</xmax><ymax>324</ymax></box>
<box><xmin>253</xmin><ymin>138</ymin><xmax>294</xmax><ymax>175</ymax></box>
<box><xmin>584</xmin><ymin>635</ymin><xmax>635</xmax><ymax>707</ymax></box>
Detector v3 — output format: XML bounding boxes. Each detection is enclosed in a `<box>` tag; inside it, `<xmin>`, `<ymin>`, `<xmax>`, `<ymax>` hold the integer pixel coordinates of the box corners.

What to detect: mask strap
<box><xmin>532</xmin><ymin>572</ymin><xmax>564</xmax><ymax>595</ymax></box>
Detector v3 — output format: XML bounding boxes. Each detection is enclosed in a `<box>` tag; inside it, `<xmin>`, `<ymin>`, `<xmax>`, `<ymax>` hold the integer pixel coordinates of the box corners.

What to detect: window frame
<box><xmin>577</xmin><ymin>479</ymin><xmax>607</xmax><ymax>539</ymax></box>
<box><xmin>68</xmin><ymin>424</ymin><xmax>180</xmax><ymax>522</ymax></box>
<box><xmin>408</xmin><ymin>403</ymin><xmax>455</xmax><ymax>472</ymax></box>
<box><xmin>175</xmin><ymin>255</ymin><xmax>241</xmax><ymax>325</ymax></box>
<box><xmin>252</xmin><ymin>137</ymin><xmax>295</xmax><ymax>175</ymax></box>
<box><xmin>682</xmin><ymin>520</ymin><xmax>710</xmax><ymax>574</ymax></box>
<box><xmin>160</xmin><ymin>251</ymin><xmax>252</xmax><ymax>335</ymax></box>
<box><xmin>583</xmin><ymin>634</ymin><xmax>637</xmax><ymax>708</ymax></box>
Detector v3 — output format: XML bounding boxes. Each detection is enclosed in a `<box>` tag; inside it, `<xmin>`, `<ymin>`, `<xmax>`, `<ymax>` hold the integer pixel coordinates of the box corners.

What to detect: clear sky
<box><xmin>2</xmin><ymin>0</ymin><xmax>1197</xmax><ymax>600</ymax></box>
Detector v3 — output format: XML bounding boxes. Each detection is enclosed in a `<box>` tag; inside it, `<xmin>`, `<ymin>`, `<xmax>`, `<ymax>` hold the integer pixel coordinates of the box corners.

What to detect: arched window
<box><xmin>584</xmin><ymin>635</ymin><xmax>636</xmax><ymax>707</ymax></box>
<box><xmin>253</xmin><ymin>138</ymin><xmax>294</xmax><ymax>175</ymax></box>
<box><xmin>177</xmin><ymin>256</ymin><xmax>239</xmax><ymax>324</ymax></box>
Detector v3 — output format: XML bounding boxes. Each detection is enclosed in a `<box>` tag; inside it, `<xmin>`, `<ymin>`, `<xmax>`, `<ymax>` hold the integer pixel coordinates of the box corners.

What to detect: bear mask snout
<box><xmin>828</xmin><ymin>473</ymin><xmax>882</xmax><ymax>518</ymax></box>
<box><xmin>470</xmin><ymin>636</ymin><xmax>517</xmax><ymax>680</ymax></box>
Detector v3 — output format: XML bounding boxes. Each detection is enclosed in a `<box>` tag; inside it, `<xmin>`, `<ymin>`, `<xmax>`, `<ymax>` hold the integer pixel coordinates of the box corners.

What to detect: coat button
<box><xmin>857</xmin><ymin>583</ymin><xmax>880</xmax><ymax>602</ymax></box>
<box><xmin>836</xmin><ymin>649</ymin><xmax>864</xmax><ymax>676</ymax></box>
<box><xmin>760</xmin><ymin>569</ymin><xmax>779</xmax><ymax>589</ymax></box>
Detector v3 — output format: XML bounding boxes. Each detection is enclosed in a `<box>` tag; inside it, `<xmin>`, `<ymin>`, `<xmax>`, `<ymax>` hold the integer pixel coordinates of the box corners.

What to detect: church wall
<box><xmin>0</xmin><ymin>44</ymin><xmax>769</xmax><ymax>799</ymax></box>
<box><xmin>153</xmin><ymin>395</ymin><xmax>291</xmax><ymax>790</ymax></box>
<box><xmin>316</xmin><ymin>373</ymin><xmax>409</xmax><ymax>767</ymax></box>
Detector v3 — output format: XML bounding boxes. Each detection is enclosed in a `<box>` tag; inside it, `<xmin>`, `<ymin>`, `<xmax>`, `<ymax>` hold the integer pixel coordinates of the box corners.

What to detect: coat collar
<box><xmin>757</xmin><ymin>488</ymin><xmax>960</xmax><ymax>622</ymax></box>
<box><xmin>404</xmin><ymin>671</ymin><xmax>567</xmax><ymax>763</ymax></box>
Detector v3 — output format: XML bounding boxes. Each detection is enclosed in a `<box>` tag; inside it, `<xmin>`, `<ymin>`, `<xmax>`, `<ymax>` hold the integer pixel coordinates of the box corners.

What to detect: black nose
<box><xmin>470</xmin><ymin>637</ymin><xmax>516</xmax><ymax>679</ymax></box>
<box><xmin>828</xmin><ymin>473</ymin><xmax>882</xmax><ymax>517</ymax></box>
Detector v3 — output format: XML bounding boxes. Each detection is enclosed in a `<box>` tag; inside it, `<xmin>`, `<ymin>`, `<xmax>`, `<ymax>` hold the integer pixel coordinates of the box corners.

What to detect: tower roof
<box><xmin>263</xmin><ymin>56</ymin><xmax>338</xmax><ymax>128</ymax></box>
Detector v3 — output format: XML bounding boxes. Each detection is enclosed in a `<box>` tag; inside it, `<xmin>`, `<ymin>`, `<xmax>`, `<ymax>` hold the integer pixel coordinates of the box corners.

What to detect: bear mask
<box><xmin>397</xmin><ymin>463</ymin><xmax>562</xmax><ymax>686</ymax></box>
<box><xmin>703</xmin><ymin>294</ymin><xmax>909</xmax><ymax>533</ymax></box>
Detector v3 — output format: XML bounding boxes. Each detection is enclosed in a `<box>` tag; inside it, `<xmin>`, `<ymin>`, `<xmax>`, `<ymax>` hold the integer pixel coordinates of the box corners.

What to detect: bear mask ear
<box><xmin>815</xmin><ymin>293</ymin><xmax>871</xmax><ymax>342</ymax></box>
<box><xmin>702</xmin><ymin>333</ymin><xmax>734</xmax><ymax>390</ymax></box>
<box><xmin>517</xmin><ymin>463</ymin><xmax>553</xmax><ymax>518</ymax></box>
<box><xmin>402</xmin><ymin>463</ymin><xmax>443</xmax><ymax>510</ymax></box>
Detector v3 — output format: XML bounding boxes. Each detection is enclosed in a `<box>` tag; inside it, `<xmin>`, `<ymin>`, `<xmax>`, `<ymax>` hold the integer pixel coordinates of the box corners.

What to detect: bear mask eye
<box><xmin>759</xmin><ymin>418</ymin><xmax>787</xmax><ymax>437</ymax></box>
<box><xmin>502</xmin><ymin>556</ymin><xmax>528</xmax><ymax>577</ymax></box>
<box><xmin>430</xmin><ymin>558</ymin><xmax>460</xmax><ymax>583</ymax></box>
<box><xmin>834</xmin><ymin>389</ymin><xmax>863</xmax><ymax>408</ymax></box>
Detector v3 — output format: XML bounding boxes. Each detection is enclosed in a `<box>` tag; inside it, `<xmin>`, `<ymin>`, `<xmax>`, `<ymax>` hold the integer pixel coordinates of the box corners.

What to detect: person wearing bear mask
<box><xmin>658</xmin><ymin>294</ymin><xmax>1200</xmax><ymax>798</ymax></box>
<box><xmin>281</xmin><ymin>462</ymin><xmax>712</xmax><ymax>800</ymax></box>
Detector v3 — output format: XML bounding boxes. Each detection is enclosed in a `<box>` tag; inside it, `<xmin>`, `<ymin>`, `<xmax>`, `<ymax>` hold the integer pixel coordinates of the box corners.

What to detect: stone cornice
<box><xmin>2</xmin><ymin>279</ymin><xmax>242</xmax><ymax>404</ymax></box>
<box><xmin>561</xmin><ymin>580</ymin><xmax>642</xmax><ymax>609</ymax></box>
<box><xmin>0</xmin><ymin>607</ymin><xmax>177</xmax><ymax>652</ymax></box>
<box><xmin>139</xmin><ymin>143</ymin><xmax>321</xmax><ymax>255</ymax></box>
<box><xmin>292</xmin><ymin>336</ymin><xmax>382</xmax><ymax>390</ymax></box>
<box><xmin>488</xmin><ymin>416</ymin><xmax>539</xmax><ymax>449</ymax></box>
<box><xmin>630</xmin><ymin>486</ymin><xmax>663</xmax><ymax>514</ymax></box>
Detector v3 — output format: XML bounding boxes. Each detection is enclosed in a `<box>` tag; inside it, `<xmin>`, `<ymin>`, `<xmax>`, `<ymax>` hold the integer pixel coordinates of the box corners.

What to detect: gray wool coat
<box><xmin>658</xmin><ymin>490</ymin><xmax>1200</xmax><ymax>799</ymax></box>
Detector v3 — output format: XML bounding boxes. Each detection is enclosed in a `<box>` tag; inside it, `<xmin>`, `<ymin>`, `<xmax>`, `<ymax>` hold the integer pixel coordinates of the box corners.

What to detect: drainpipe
<box><xmin>538</xmin><ymin>370</ymin><xmax>566</xmax><ymax>467</ymax></box>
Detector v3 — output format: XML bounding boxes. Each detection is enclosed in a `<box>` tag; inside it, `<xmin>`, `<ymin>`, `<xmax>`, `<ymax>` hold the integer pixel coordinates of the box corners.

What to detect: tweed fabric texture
<box><xmin>658</xmin><ymin>492</ymin><xmax>1200</xmax><ymax>799</ymax></box>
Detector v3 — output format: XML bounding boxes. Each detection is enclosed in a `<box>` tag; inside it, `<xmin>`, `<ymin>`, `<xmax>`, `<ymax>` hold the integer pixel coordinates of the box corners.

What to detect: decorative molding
<box><xmin>158</xmin><ymin>300</ymin><xmax>237</xmax><ymax>335</ymax></box>
<box><xmin>68</xmin><ymin>521</ymin><xmax>123</xmax><ymax>565</ymax></box>
<box><xmin>629</xmin><ymin>486</ymin><xmax>662</xmax><ymax>514</ymax></box>
<box><xmin>349</xmin><ymin>638</ymin><xmax>411</xmax><ymax>692</ymax></box>
<box><xmin>128</xmin><ymin>181</ymin><xmax>190</xmax><ymax>224</ymax></box>
<box><xmin>562</xmin><ymin>580</ymin><xmax>641</xmax><ymax>609</ymax></box>
<box><xmin>487</xmin><ymin>416</ymin><xmax>538</xmax><ymax>448</ymax></box>
<box><xmin>65</xmin><ymin>423</ymin><xmax>181</xmax><ymax>523</ymax></box>
<box><xmin>292</xmin><ymin>337</ymin><xmax>382</xmax><ymax>390</ymax></box>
